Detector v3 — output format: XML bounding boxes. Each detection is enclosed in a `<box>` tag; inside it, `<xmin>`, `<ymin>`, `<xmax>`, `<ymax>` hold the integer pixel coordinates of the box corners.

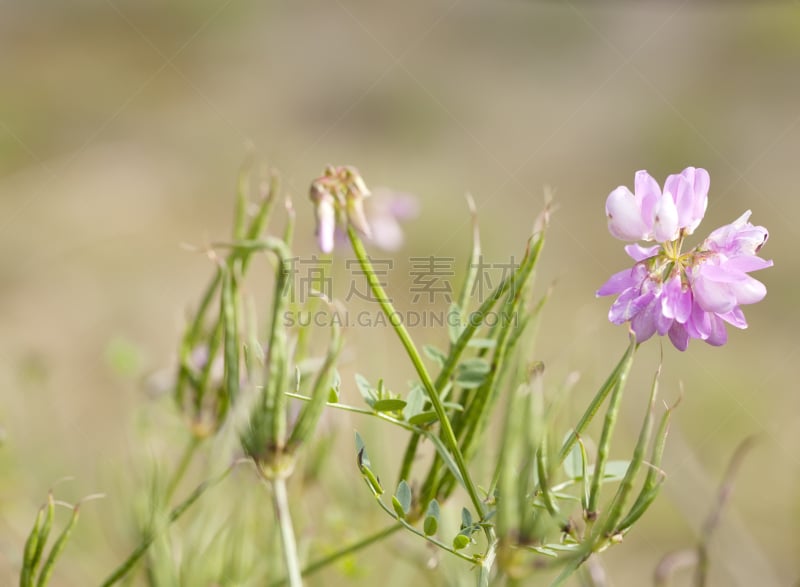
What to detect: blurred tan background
<box><xmin>1</xmin><ymin>1</ymin><xmax>798</xmax><ymax>585</ymax></box>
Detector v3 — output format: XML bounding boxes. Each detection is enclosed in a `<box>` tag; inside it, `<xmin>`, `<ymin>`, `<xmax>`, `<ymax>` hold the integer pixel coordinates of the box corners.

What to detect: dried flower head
<box><xmin>309</xmin><ymin>165</ymin><xmax>372</xmax><ymax>253</ymax></box>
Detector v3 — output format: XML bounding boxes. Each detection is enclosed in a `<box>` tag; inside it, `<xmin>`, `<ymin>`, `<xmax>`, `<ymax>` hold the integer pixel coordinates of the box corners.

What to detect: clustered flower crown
<box><xmin>597</xmin><ymin>167</ymin><xmax>772</xmax><ymax>351</ymax></box>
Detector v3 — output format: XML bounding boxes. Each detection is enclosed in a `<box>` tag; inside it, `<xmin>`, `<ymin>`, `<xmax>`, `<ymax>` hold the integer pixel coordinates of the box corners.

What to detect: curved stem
<box><xmin>347</xmin><ymin>227</ymin><xmax>485</xmax><ymax>519</ymax></box>
<box><xmin>270</xmin><ymin>477</ymin><xmax>303</xmax><ymax>587</ymax></box>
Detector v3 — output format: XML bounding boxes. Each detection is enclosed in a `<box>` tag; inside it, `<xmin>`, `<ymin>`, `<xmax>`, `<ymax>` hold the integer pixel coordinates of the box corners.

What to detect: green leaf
<box><xmin>408</xmin><ymin>411</ymin><xmax>438</xmax><ymax>426</ymax></box>
<box><xmin>391</xmin><ymin>496</ymin><xmax>406</xmax><ymax>519</ymax></box>
<box><xmin>355</xmin><ymin>432</ymin><xmax>370</xmax><ymax>469</ymax></box>
<box><xmin>461</xmin><ymin>507</ymin><xmax>473</xmax><ymax>529</ymax></box>
<box><xmin>355</xmin><ymin>432</ymin><xmax>383</xmax><ymax>495</ymax></box>
<box><xmin>403</xmin><ymin>384</ymin><xmax>424</xmax><ymax>421</ymax></box>
<box><xmin>467</xmin><ymin>338</ymin><xmax>496</xmax><ymax>349</ymax></box>
<box><xmin>423</xmin><ymin>499</ymin><xmax>440</xmax><ymax>536</ymax></box>
<box><xmin>328</xmin><ymin>386</ymin><xmax>339</xmax><ymax>403</ymax></box>
<box><xmin>355</xmin><ymin>374</ymin><xmax>376</xmax><ymax>407</ymax></box>
<box><xmin>395</xmin><ymin>480</ymin><xmax>412</xmax><ymax>515</ymax></box>
<box><xmin>423</xmin><ymin>345</ymin><xmax>448</xmax><ymax>366</ymax></box>
<box><xmin>453</xmin><ymin>534</ymin><xmax>470</xmax><ymax>550</ymax></box>
<box><xmin>372</xmin><ymin>399</ymin><xmax>407</xmax><ymax>412</ymax></box>
<box><xmin>455</xmin><ymin>358</ymin><xmax>491</xmax><ymax>389</ymax></box>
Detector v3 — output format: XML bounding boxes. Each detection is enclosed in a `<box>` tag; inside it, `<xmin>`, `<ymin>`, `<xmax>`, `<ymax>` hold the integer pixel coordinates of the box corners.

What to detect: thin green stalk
<box><xmin>270</xmin><ymin>477</ymin><xmax>302</xmax><ymax>587</ymax></box>
<box><xmin>558</xmin><ymin>338</ymin><xmax>636</xmax><ymax>465</ymax></box>
<box><xmin>594</xmin><ymin>366</ymin><xmax>660</xmax><ymax>538</ymax></box>
<box><xmin>20</xmin><ymin>505</ymin><xmax>44</xmax><ymax>587</ymax></box>
<box><xmin>347</xmin><ymin>227</ymin><xmax>486</xmax><ymax>520</ymax></box>
<box><xmin>269</xmin><ymin>524</ymin><xmax>402</xmax><ymax>587</ymax></box>
<box><xmin>30</xmin><ymin>493</ymin><xmax>54</xmax><ymax>583</ymax></box>
<box><xmin>617</xmin><ymin>392</ymin><xmax>678</xmax><ymax>533</ymax></box>
<box><xmin>176</xmin><ymin>271</ymin><xmax>222</xmax><ymax>408</ymax></box>
<box><xmin>100</xmin><ymin>463</ymin><xmax>238</xmax><ymax>587</ymax></box>
<box><xmin>455</xmin><ymin>193</ymin><xmax>481</xmax><ymax>323</ymax></box>
<box><xmin>164</xmin><ymin>436</ymin><xmax>202</xmax><ymax>505</ymax></box>
<box><xmin>535</xmin><ymin>440</ymin><xmax>562</xmax><ymax>525</ymax></box>
<box><xmin>586</xmin><ymin>374</ymin><xmax>628</xmax><ymax>519</ymax></box>
<box><xmin>36</xmin><ymin>505</ymin><xmax>80</xmax><ymax>587</ymax></box>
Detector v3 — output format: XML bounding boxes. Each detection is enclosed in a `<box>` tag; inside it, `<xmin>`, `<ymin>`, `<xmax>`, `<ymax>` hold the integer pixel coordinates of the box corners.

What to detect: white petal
<box><xmin>606</xmin><ymin>186</ymin><xmax>649</xmax><ymax>241</ymax></box>
<box><xmin>653</xmin><ymin>191</ymin><xmax>679</xmax><ymax>243</ymax></box>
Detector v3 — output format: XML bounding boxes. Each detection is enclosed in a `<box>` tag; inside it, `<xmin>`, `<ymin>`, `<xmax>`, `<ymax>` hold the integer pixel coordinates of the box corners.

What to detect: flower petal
<box><xmin>609</xmin><ymin>289</ymin><xmax>653</xmax><ymax>324</ymax></box>
<box><xmin>597</xmin><ymin>267</ymin><xmax>639</xmax><ymax>297</ymax></box>
<box><xmin>606</xmin><ymin>186</ymin><xmax>649</xmax><ymax>241</ymax></box>
<box><xmin>705</xmin><ymin>313</ymin><xmax>728</xmax><ymax>346</ymax></box>
<box><xmin>666</xmin><ymin>167</ymin><xmax>709</xmax><ymax>234</ymax></box>
<box><xmin>662</xmin><ymin>274</ymin><xmax>693</xmax><ymax>323</ymax></box>
<box><xmin>634</xmin><ymin>170</ymin><xmax>661</xmax><ymax>230</ymax></box>
<box><xmin>653</xmin><ymin>191</ymin><xmax>679</xmax><ymax>243</ymax></box>
<box><xmin>691</xmin><ymin>270</ymin><xmax>737</xmax><ymax>314</ymax></box>
<box><xmin>630</xmin><ymin>297</ymin><xmax>660</xmax><ymax>342</ymax></box>
<box><xmin>624</xmin><ymin>243</ymin><xmax>659</xmax><ymax>262</ymax></box>
<box><xmin>668</xmin><ymin>322</ymin><xmax>690</xmax><ymax>351</ymax></box>
<box><xmin>719</xmin><ymin>306</ymin><xmax>748</xmax><ymax>329</ymax></box>
<box><xmin>729</xmin><ymin>274</ymin><xmax>767</xmax><ymax>305</ymax></box>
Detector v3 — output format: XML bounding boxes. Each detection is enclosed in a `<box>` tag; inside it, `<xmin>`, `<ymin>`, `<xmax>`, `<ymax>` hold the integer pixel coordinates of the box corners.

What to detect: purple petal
<box><xmin>724</xmin><ymin>256</ymin><xmax>773</xmax><ymax>274</ymax></box>
<box><xmin>630</xmin><ymin>297</ymin><xmax>660</xmax><ymax>342</ymax></box>
<box><xmin>704</xmin><ymin>313</ymin><xmax>728</xmax><ymax>346</ymax></box>
<box><xmin>719</xmin><ymin>306</ymin><xmax>748</xmax><ymax>329</ymax></box>
<box><xmin>691</xmin><ymin>270</ymin><xmax>737</xmax><ymax>314</ymax></box>
<box><xmin>597</xmin><ymin>267</ymin><xmax>640</xmax><ymax>297</ymax></box>
<box><xmin>700</xmin><ymin>264</ymin><xmax>749</xmax><ymax>283</ymax></box>
<box><xmin>634</xmin><ymin>170</ymin><xmax>661</xmax><ymax>229</ymax></box>
<box><xmin>662</xmin><ymin>275</ymin><xmax>693</xmax><ymax>323</ymax></box>
<box><xmin>666</xmin><ymin>167</ymin><xmax>709</xmax><ymax>234</ymax></box>
<box><xmin>625</xmin><ymin>243</ymin><xmax>659</xmax><ymax>262</ymax></box>
<box><xmin>609</xmin><ymin>289</ymin><xmax>653</xmax><ymax>324</ymax></box>
<box><xmin>705</xmin><ymin>211</ymin><xmax>769</xmax><ymax>256</ymax></box>
<box><xmin>655</xmin><ymin>308</ymin><xmax>673</xmax><ymax>336</ymax></box>
<box><xmin>668</xmin><ymin>322</ymin><xmax>690</xmax><ymax>351</ymax></box>
<box><xmin>687</xmin><ymin>303</ymin><xmax>712</xmax><ymax>340</ymax></box>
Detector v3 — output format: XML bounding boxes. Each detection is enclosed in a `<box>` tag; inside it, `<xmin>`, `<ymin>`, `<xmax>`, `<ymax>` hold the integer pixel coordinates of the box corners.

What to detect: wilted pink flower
<box><xmin>598</xmin><ymin>169</ymin><xmax>772</xmax><ymax>351</ymax></box>
<box><xmin>309</xmin><ymin>165</ymin><xmax>372</xmax><ymax>253</ymax></box>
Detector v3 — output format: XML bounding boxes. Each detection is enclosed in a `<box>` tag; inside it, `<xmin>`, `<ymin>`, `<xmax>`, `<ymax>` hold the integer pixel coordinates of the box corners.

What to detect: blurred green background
<box><xmin>1</xmin><ymin>1</ymin><xmax>798</xmax><ymax>585</ymax></box>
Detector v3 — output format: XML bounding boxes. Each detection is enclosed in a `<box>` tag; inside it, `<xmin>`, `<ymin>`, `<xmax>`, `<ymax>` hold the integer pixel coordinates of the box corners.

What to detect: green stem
<box><xmin>557</xmin><ymin>338</ymin><xmax>637</xmax><ymax>465</ymax></box>
<box><xmin>270</xmin><ymin>477</ymin><xmax>303</xmax><ymax>587</ymax></box>
<box><xmin>269</xmin><ymin>524</ymin><xmax>402</xmax><ymax>587</ymax></box>
<box><xmin>164</xmin><ymin>436</ymin><xmax>202</xmax><ymax>505</ymax></box>
<box><xmin>99</xmin><ymin>463</ymin><xmax>238</xmax><ymax>587</ymax></box>
<box><xmin>346</xmin><ymin>226</ymin><xmax>485</xmax><ymax>520</ymax></box>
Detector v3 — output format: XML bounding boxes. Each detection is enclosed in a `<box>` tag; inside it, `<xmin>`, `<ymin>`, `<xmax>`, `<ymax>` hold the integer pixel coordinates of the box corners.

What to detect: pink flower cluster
<box><xmin>598</xmin><ymin>167</ymin><xmax>772</xmax><ymax>350</ymax></box>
